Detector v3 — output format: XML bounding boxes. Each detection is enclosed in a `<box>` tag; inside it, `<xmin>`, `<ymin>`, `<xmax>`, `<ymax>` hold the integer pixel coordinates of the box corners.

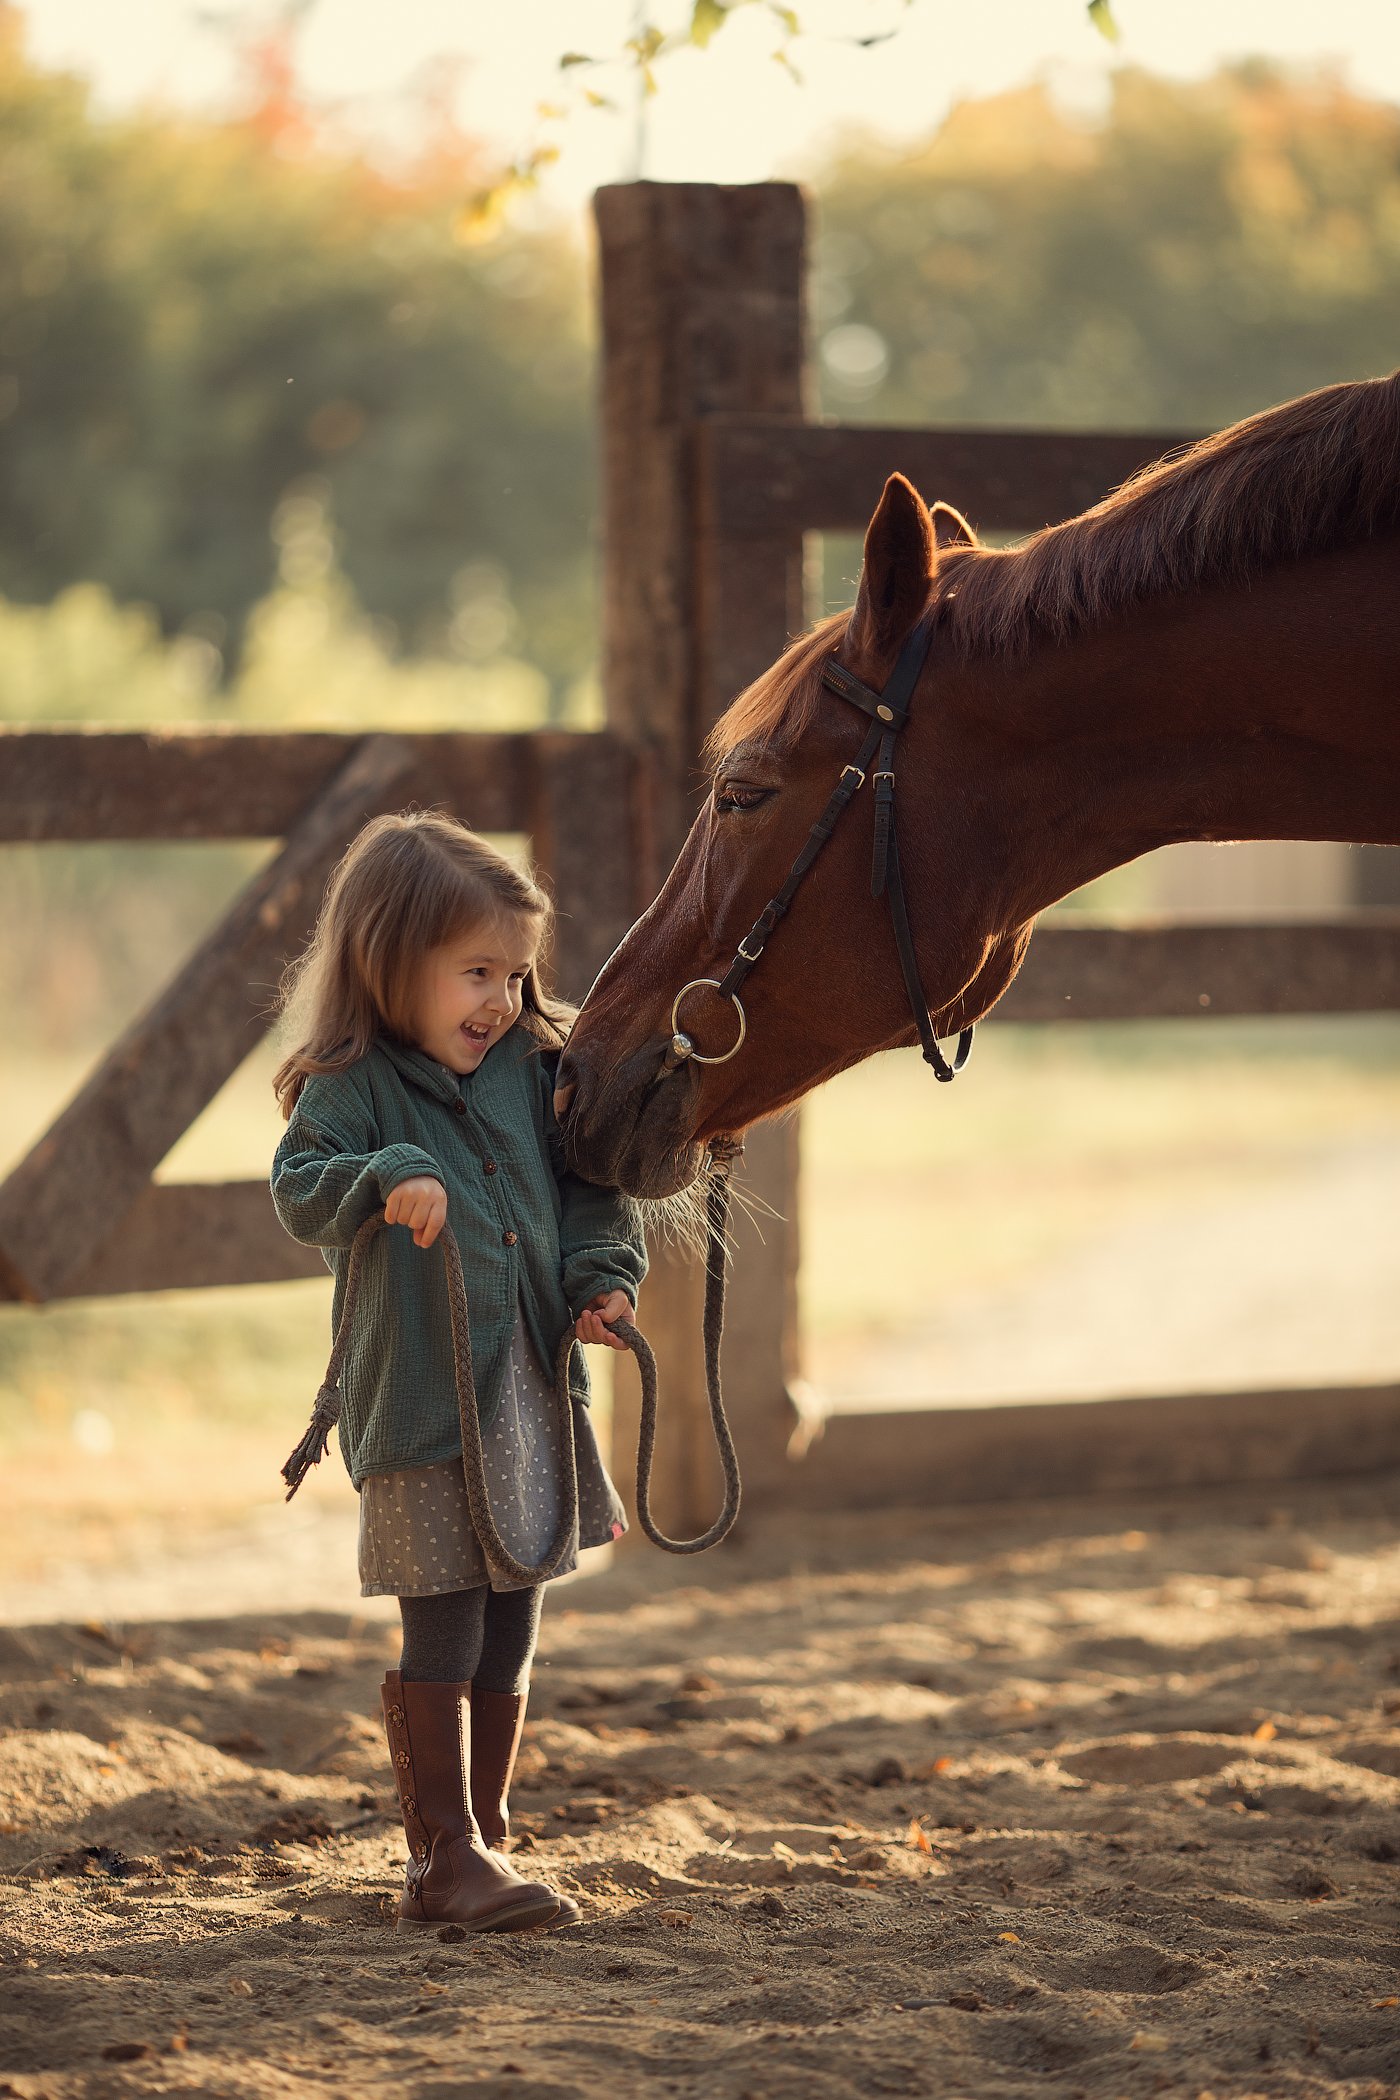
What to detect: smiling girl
<box><xmin>270</xmin><ymin>812</ymin><xmax>647</xmax><ymax>1934</ymax></box>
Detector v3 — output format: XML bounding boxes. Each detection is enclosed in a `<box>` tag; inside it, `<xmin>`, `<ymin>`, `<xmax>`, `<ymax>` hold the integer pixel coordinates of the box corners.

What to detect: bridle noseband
<box><xmin>665</xmin><ymin>611</ymin><xmax>974</xmax><ymax>1085</ymax></box>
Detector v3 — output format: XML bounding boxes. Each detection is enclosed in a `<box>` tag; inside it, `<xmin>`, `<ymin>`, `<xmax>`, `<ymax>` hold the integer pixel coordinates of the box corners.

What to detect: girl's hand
<box><xmin>384</xmin><ymin>1175</ymin><xmax>448</xmax><ymax>1249</ymax></box>
<box><xmin>574</xmin><ymin>1289</ymin><xmax>634</xmax><ymax>1351</ymax></box>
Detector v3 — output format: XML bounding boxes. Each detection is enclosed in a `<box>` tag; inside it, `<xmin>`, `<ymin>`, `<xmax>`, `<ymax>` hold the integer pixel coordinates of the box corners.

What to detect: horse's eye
<box><xmin>714</xmin><ymin>782</ymin><xmax>772</xmax><ymax>814</ymax></box>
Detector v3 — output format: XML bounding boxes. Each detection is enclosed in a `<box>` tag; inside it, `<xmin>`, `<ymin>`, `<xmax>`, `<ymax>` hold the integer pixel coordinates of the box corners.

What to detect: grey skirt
<box><xmin>357</xmin><ymin>1310</ymin><xmax>627</xmax><ymax>1597</ymax></box>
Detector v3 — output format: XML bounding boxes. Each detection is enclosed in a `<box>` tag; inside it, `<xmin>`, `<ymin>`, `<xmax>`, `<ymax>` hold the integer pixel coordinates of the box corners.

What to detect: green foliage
<box><xmin>0</xmin><ymin>17</ymin><xmax>595</xmax><ymax>694</ymax></box>
<box><xmin>0</xmin><ymin>481</ymin><xmax>598</xmax><ymax>732</ymax></box>
<box><xmin>1087</xmin><ymin>0</ymin><xmax>1121</xmax><ymax>44</ymax></box>
<box><xmin>815</xmin><ymin>66</ymin><xmax>1400</xmax><ymax>433</ymax></box>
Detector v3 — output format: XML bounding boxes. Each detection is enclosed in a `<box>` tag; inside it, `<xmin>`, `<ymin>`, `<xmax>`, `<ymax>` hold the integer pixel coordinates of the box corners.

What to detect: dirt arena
<box><xmin>3</xmin><ymin>1475</ymin><xmax>1399</xmax><ymax>2100</ymax></box>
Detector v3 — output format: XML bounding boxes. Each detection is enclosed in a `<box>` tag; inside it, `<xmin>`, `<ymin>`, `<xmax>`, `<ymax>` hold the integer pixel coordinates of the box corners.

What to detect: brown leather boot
<box><xmin>468</xmin><ymin>1686</ymin><xmax>528</xmax><ymax>1851</ymax></box>
<box><xmin>470</xmin><ymin>1686</ymin><xmax>582</xmax><ymax>1927</ymax></box>
<box><xmin>381</xmin><ymin>1672</ymin><xmax>562</xmax><ymax>1933</ymax></box>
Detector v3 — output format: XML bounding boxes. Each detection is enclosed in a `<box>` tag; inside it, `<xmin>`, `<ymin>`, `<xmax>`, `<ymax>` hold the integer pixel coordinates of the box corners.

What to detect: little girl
<box><xmin>270</xmin><ymin>811</ymin><xmax>647</xmax><ymax>1935</ymax></box>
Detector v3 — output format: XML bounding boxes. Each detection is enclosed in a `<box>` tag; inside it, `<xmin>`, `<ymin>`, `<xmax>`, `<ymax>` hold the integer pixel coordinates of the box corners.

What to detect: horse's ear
<box><xmin>848</xmin><ymin>474</ymin><xmax>937</xmax><ymax>660</ymax></box>
<box><xmin>931</xmin><ymin>500</ymin><xmax>978</xmax><ymax>551</ymax></box>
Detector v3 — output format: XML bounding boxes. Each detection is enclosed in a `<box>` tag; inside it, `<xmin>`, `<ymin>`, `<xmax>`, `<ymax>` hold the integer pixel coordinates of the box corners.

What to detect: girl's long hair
<box><xmin>273</xmin><ymin>810</ymin><xmax>572</xmax><ymax>1117</ymax></box>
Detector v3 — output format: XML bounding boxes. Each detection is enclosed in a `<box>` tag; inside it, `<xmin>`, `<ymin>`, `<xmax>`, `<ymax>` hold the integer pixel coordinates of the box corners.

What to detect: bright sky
<box><xmin>18</xmin><ymin>0</ymin><xmax>1400</xmax><ymax>210</ymax></box>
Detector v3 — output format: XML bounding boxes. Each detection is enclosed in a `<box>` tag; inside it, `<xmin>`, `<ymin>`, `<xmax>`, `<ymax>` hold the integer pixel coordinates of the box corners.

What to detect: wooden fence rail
<box><xmin>0</xmin><ymin>725</ymin><xmax>639</xmax><ymax>852</ymax></box>
<box><xmin>697</xmin><ymin>414</ymin><xmax>1200</xmax><ymax>540</ymax></box>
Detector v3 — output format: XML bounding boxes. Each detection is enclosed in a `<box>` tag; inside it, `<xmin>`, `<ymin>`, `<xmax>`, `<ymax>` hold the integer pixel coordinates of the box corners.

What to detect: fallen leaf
<box><xmin>1252</xmin><ymin>1720</ymin><xmax>1278</xmax><ymax>1742</ymax></box>
<box><xmin>908</xmin><ymin>1819</ymin><xmax>933</xmax><ymax>1855</ymax></box>
<box><xmin>655</xmin><ymin>1908</ymin><xmax>693</xmax><ymax>1928</ymax></box>
<box><xmin>1373</xmin><ymin>1996</ymin><xmax>1399</xmax><ymax>2008</ymax></box>
<box><xmin>227</xmin><ymin>1979</ymin><xmax>252</xmax><ymax>1998</ymax></box>
<box><xmin>932</xmin><ymin>1756</ymin><xmax>953</xmax><ymax>1774</ymax></box>
<box><xmin>997</xmin><ymin>1931</ymin><xmax>1021</xmax><ymax>1944</ymax></box>
<box><xmin>1130</xmin><ymin>2031</ymin><xmax>1169</xmax><ymax>2053</ymax></box>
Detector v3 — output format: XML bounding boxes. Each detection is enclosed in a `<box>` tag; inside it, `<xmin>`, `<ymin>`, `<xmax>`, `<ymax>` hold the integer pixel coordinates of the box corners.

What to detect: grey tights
<box><xmin>398</xmin><ymin>1585</ymin><xmax>543</xmax><ymax>1695</ymax></box>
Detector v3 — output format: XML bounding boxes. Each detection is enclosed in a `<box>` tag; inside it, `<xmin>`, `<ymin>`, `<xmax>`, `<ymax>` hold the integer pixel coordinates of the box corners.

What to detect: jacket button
<box><xmin>452</xmin><ymin>1098</ymin><xmax>466</xmax><ymax>1115</ymax></box>
<box><xmin>483</xmin><ymin>1159</ymin><xmax>498</xmax><ymax>1175</ymax></box>
<box><xmin>502</xmin><ymin>1230</ymin><xmax>517</xmax><ymax>1247</ymax></box>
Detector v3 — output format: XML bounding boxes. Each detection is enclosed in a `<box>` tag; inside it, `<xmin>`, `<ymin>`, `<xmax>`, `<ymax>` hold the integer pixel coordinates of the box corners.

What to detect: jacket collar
<box><xmin>375</xmin><ymin>1036</ymin><xmax>463</xmax><ymax>1108</ymax></box>
<box><xmin>375</xmin><ymin>1030</ymin><xmax>537</xmax><ymax>1109</ymax></box>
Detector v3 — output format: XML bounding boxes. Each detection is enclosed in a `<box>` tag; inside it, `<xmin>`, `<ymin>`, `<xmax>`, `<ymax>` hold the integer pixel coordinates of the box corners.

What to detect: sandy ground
<box><xmin>3</xmin><ymin>1476</ymin><xmax>1400</xmax><ymax>2100</ymax></box>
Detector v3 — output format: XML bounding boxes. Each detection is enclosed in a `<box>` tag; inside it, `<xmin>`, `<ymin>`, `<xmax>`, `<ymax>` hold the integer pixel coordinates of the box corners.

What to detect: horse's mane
<box><xmin>704</xmin><ymin>613</ymin><xmax>847</xmax><ymax>766</ymax></box>
<box><xmin>939</xmin><ymin>369</ymin><xmax>1400</xmax><ymax>660</ymax></box>
<box><xmin>707</xmin><ymin>370</ymin><xmax>1400</xmax><ymax>760</ymax></box>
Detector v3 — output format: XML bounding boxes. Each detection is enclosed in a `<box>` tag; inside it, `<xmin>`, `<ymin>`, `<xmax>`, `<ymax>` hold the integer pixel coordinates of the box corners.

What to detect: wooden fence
<box><xmin>3</xmin><ymin>180</ymin><xmax>1398</xmax><ymax>1519</ymax></box>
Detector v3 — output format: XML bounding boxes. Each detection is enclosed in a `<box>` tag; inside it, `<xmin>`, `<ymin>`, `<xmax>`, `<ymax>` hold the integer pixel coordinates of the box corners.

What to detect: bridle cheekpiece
<box><xmin>665</xmin><ymin>611</ymin><xmax>974</xmax><ymax>1085</ymax></box>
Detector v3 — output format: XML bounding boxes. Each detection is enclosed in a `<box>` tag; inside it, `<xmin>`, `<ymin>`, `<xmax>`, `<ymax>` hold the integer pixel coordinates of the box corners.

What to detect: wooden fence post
<box><xmin>594</xmin><ymin>181</ymin><xmax>807</xmax><ymax>1524</ymax></box>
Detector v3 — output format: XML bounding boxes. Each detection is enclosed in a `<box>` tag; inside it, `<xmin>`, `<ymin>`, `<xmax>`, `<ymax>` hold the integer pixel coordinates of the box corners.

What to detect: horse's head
<box><xmin>558</xmin><ymin>475</ymin><xmax>1030</xmax><ymax>1196</ymax></box>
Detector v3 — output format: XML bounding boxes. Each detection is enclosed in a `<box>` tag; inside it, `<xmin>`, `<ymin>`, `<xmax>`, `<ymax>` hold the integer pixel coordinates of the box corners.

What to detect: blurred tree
<box><xmin>815</xmin><ymin>65</ymin><xmax>1400</xmax><ymax>436</ymax></box>
<box><xmin>0</xmin><ymin>12</ymin><xmax>594</xmax><ymax>703</ymax></box>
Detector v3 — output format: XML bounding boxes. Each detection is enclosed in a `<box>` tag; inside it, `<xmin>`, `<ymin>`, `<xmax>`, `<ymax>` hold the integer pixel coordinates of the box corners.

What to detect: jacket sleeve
<box><xmin>538</xmin><ymin>1047</ymin><xmax>649</xmax><ymax>1315</ymax></box>
<box><xmin>271</xmin><ymin>1074</ymin><xmax>443</xmax><ymax>1252</ymax></box>
<box><xmin>558</xmin><ymin>1172</ymin><xmax>649</xmax><ymax>1318</ymax></box>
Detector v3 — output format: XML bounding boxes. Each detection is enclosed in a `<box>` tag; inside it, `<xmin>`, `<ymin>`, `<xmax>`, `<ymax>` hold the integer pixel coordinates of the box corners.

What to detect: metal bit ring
<box><xmin>667</xmin><ymin>979</ymin><xmax>747</xmax><ymax>1065</ymax></box>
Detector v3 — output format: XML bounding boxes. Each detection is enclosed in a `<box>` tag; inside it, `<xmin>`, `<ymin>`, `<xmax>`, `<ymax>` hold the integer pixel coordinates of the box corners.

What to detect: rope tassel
<box><xmin>281</xmin><ymin>1381</ymin><xmax>343</xmax><ymax>1499</ymax></box>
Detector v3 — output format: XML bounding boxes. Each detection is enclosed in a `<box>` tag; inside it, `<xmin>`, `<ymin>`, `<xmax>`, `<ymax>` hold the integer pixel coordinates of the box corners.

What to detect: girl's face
<box><xmin>413</xmin><ymin>915</ymin><xmax>541</xmax><ymax>1076</ymax></box>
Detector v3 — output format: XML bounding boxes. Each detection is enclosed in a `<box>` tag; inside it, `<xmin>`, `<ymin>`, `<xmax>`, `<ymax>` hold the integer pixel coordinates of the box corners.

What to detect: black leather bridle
<box><xmin>664</xmin><ymin>611</ymin><xmax>975</xmax><ymax>1085</ymax></box>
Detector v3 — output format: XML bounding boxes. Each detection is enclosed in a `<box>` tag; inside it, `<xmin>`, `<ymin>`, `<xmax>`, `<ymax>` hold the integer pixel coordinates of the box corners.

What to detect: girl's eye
<box><xmin>714</xmin><ymin>782</ymin><xmax>772</xmax><ymax>814</ymax></box>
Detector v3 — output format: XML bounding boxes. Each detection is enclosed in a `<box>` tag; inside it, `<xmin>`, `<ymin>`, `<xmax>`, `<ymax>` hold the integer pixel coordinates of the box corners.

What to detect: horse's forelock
<box><xmin>702</xmin><ymin>610</ymin><xmax>848</xmax><ymax>770</ymax></box>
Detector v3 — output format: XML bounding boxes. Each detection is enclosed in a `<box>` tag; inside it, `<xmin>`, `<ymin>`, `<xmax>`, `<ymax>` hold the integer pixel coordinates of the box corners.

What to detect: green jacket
<box><xmin>270</xmin><ymin>1031</ymin><xmax>647</xmax><ymax>1487</ymax></box>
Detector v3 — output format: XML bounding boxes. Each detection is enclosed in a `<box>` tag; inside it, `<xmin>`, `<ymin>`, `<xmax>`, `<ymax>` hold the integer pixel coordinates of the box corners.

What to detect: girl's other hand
<box><xmin>574</xmin><ymin>1289</ymin><xmax>634</xmax><ymax>1350</ymax></box>
<box><xmin>385</xmin><ymin>1175</ymin><xmax>448</xmax><ymax>1249</ymax></box>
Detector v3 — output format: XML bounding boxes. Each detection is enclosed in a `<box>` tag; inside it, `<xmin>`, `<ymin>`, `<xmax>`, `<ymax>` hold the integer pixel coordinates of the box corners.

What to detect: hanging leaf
<box><xmin>583</xmin><ymin>89</ymin><xmax>617</xmax><ymax>111</ymax></box>
<box><xmin>455</xmin><ymin>182</ymin><xmax>515</xmax><ymax>246</ymax></box>
<box><xmin>690</xmin><ymin>0</ymin><xmax>729</xmax><ymax>48</ymax></box>
<box><xmin>1087</xmin><ymin>0</ymin><xmax>1121</xmax><ymax>43</ymax></box>
<box><xmin>559</xmin><ymin>51</ymin><xmax>595</xmax><ymax>69</ymax></box>
<box><xmin>627</xmin><ymin>24</ymin><xmax>667</xmax><ymax>65</ymax></box>
<box><xmin>768</xmin><ymin>3</ymin><xmax>801</xmax><ymax>34</ymax></box>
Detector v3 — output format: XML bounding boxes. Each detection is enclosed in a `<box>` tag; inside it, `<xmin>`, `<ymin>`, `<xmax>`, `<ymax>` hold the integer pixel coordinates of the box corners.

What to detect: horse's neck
<box><xmin>968</xmin><ymin>538</ymin><xmax>1400</xmax><ymax>922</ymax></box>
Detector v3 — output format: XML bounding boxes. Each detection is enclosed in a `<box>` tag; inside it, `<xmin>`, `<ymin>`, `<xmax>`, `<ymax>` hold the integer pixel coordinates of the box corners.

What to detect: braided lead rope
<box><xmin>280</xmin><ymin>1170</ymin><xmax>741</xmax><ymax>1565</ymax></box>
<box><xmin>627</xmin><ymin>1167</ymin><xmax>741</xmax><ymax>1553</ymax></box>
<box><xmin>439</xmin><ymin>1216</ymin><xmax>581</xmax><ymax>1585</ymax></box>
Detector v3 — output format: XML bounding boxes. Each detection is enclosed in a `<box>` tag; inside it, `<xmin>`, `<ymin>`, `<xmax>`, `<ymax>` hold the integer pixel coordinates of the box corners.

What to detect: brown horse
<box><xmin>559</xmin><ymin>372</ymin><xmax>1400</xmax><ymax>1198</ymax></box>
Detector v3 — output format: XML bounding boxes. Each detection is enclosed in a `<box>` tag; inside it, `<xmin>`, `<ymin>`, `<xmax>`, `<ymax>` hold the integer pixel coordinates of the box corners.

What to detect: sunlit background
<box><xmin>3</xmin><ymin>0</ymin><xmax>1400</xmax><ymax>1617</ymax></box>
